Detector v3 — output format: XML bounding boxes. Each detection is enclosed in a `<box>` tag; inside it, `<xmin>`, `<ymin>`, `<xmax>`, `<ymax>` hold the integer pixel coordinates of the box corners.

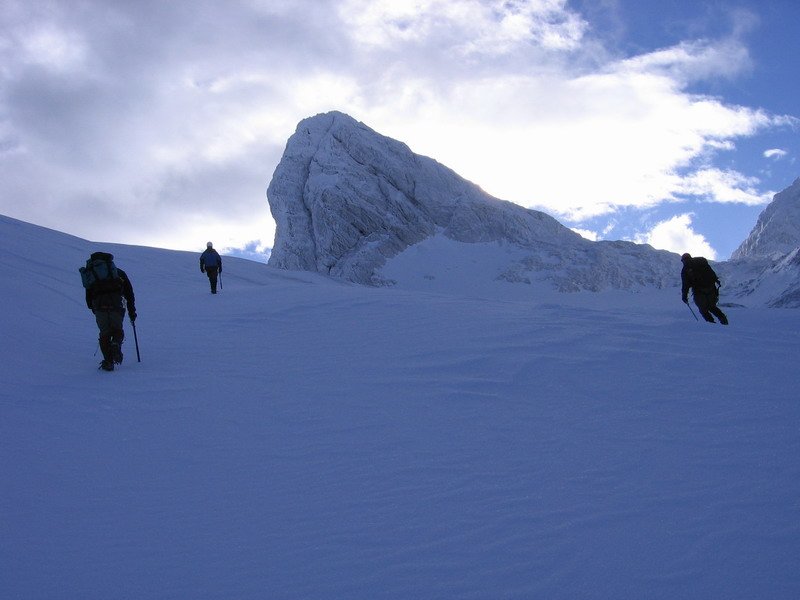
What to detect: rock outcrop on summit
<box><xmin>267</xmin><ymin>111</ymin><xmax>677</xmax><ymax>290</ymax></box>
<box><xmin>268</xmin><ymin>111</ymin><xmax>580</xmax><ymax>285</ymax></box>
<box><xmin>721</xmin><ymin>177</ymin><xmax>800</xmax><ymax>307</ymax></box>
<box><xmin>267</xmin><ymin>112</ymin><xmax>800</xmax><ymax>307</ymax></box>
<box><xmin>732</xmin><ymin>178</ymin><xmax>800</xmax><ymax>260</ymax></box>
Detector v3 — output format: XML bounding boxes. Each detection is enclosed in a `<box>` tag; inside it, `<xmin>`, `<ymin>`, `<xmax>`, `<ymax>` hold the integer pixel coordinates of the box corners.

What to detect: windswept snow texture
<box><xmin>2</xmin><ymin>213</ymin><xmax>800</xmax><ymax>599</ymax></box>
<box><xmin>267</xmin><ymin>111</ymin><xmax>678</xmax><ymax>290</ymax></box>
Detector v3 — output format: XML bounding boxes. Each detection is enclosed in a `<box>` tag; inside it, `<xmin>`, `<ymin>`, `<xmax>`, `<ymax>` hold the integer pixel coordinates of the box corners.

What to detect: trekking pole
<box><xmin>131</xmin><ymin>319</ymin><xmax>141</xmax><ymax>362</ymax></box>
<box><xmin>686</xmin><ymin>302</ymin><xmax>698</xmax><ymax>321</ymax></box>
<box><xmin>219</xmin><ymin>269</ymin><xmax>223</xmax><ymax>291</ymax></box>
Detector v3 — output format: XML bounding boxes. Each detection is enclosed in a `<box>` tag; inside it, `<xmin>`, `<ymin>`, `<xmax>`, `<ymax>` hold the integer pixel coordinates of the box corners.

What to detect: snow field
<box><xmin>1</xmin><ymin>215</ymin><xmax>799</xmax><ymax>599</ymax></box>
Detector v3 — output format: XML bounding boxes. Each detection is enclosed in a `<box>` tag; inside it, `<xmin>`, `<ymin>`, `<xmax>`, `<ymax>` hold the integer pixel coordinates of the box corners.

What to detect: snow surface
<box><xmin>2</xmin><ymin>214</ymin><xmax>800</xmax><ymax>599</ymax></box>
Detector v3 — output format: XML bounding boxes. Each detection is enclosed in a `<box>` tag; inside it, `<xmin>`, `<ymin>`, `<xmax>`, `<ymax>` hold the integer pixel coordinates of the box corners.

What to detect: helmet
<box><xmin>681</xmin><ymin>253</ymin><xmax>691</xmax><ymax>262</ymax></box>
<box><xmin>207</xmin><ymin>242</ymin><xmax>213</xmax><ymax>249</ymax></box>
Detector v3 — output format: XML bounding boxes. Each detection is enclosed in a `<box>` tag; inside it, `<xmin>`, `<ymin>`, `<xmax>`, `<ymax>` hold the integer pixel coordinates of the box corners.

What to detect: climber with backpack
<box><xmin>680</xmin><ymin>253</ymin><xmax>728</xmax><ymax>325</ymax></box>
<box><xmin>199</xmin><ymin>241</ymin><xmax>223</xmax><ymax>294</ymax></box>
<box><xmin>80</xmin><ymin>251</ymin><xmax>137</xmax><ymax>371</ymax></box>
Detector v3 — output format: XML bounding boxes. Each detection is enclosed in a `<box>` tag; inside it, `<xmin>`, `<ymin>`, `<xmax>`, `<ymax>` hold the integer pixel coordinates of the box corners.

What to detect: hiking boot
<box><xmin>99</xmin><ymin>360</ymin><xmax>114</xmax><ymax>371</ymax></box>
<box><xmin>110</xmin><ymin>342</ymin><xmax>123</xmax><ymax>364</ymax></box>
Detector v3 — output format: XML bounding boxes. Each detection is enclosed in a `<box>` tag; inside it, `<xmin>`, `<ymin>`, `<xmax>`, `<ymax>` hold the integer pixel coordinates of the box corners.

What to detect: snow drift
<box><xmin>2</xmin><ymin>214</ymin><xmax>800</xmax><ymax>599</ymax></box>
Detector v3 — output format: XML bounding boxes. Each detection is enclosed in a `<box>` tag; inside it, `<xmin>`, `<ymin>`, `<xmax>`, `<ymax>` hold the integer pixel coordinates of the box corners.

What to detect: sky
<box><xmin>1</xmin><ymin>0</ymin><xmax>798</xmax><ymax>261</ymax></box>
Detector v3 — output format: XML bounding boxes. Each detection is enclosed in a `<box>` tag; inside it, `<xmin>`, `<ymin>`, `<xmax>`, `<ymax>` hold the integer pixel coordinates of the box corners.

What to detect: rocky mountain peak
<box><xmin>266</xmin><ymin>111</ymin><xmax>676</xmax><ymax>289</ymax></box>
<box><xmin>732</xmin><ymin>177</ymin><xmax>800</xmax><ymax>259</ymax></box>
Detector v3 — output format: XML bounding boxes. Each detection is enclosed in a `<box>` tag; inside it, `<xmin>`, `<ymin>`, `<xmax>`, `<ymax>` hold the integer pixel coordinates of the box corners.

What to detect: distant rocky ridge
<box><xmin>267</xmin><ymin>111</ymin><xmax>800</xmax><ymax>306</ymax></box>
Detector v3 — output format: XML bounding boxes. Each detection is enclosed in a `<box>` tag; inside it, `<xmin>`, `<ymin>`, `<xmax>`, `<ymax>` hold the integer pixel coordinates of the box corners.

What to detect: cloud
<box><xmin>764</xmin><ymin>148</ymin><xmax>787</xmax><ymax>160</ymax></box>
<box><xmin>674</xmin><ymin>168</ymin><xmax>774</xmax><ymax>204</ymax></box>
<box><xmin>360</xmin><ymin>62</ymin><xmax>785</xmax><ymax>221</ymax></box>
<box><xmin>18</xmin><ymin>24</ymin><xmax>88</xmax><ymax>71</ymax></box>
<box><xmin>339</xmin><ymin>0</ymin><xmax>588</xmax><ymax>54</ymax></box>
<box><xmin>634</xmin><ymin>213</ymin><xmax>717</xmax><ymax>259</ymax></box>
<box><xmin>224</xmin><ymin>239</ymin><xmax>272</xmax><ymax>263</ymax></box>
<box><xmin>571</xmin><ymin>228</ymin><xmax>598</xmax><ymax>241</ymax></box>
<box><xmin>0</xmin><ymin>0</ymin><xmax>795</xmax><ymax>253</ymax></box>
<box><xmin>615</xmin><ymin>38</ymin><xmax>752</xmax><ymax>84</ymax></box>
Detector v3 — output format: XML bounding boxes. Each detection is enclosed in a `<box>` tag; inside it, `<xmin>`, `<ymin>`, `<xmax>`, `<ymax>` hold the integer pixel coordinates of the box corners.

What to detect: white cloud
<box><xmin>571</xmin><ymin>228</ymin><xmax>598</xmax><ymax>241</ymax></box>
<box><xmin>358</xmin><ymin>57</ymin><xmax>784</xmax><ymax>221</ymax></box>
<box><xmin>616</xmin><ymin>38</ymin><xmax>752</xmax><ymax>84</ymax></box>
<box><xmin>339</xmin><ymin>0</ymin><xmax>587</xmax><ymax>54</ymax></box>
<box><xmin>19</xmin><ymin>25</ymin><xmax>87</xmax><ymax>71</ymax></box>
<box><xmin>764</xmin><ymin>148</ymin><xmax>787</xmax><ymax>160</ymax></box>
<box><xmin>675</xmin><ymin>168</ymin><xmax>773</xmax><ymax>205</ymax></box>
<box><xmin>0</xmin><ymin>0</ymin><xmax>795</xmax><ymax>254</ymax></box>
<box><xmin>634</xmin><ymin>214</ymin><xmax>717</xmax><ymax>259</ymax></box>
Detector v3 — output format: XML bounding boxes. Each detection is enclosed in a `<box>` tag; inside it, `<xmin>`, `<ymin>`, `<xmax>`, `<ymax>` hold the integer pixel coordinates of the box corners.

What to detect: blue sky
<box><xmin>0</xmin><ymin>0</ymin><xmax>797</xmax><ymax>261</ymax></box>
<box><xmin>568</xmin><ymin>0</ymin><xmax>800</xmax><ymax>258</ymax></box>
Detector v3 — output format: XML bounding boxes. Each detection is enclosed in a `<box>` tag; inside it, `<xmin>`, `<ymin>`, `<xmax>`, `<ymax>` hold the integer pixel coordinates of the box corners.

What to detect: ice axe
<box><xmin>686</xmin><ymin>301</ymin><xmax>698</xmax><ymax>321</ymax></box>
<box><xmin>131</xmin><ymin>318</ymin><xmax>141</xmax><ymax>362</ymax></box>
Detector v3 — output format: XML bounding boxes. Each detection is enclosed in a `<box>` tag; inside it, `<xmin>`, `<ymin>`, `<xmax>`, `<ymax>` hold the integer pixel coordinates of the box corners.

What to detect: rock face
<box><xmin>732</xmin><ymin>178</ymin><xmax>800</xmax><ymax>259</ymax></box>
<box><xmin>267</xmin><ymin>111</ymin><xmax>677</xmax><ymax>290</ymax></box>
<box><xmin>267</xmin><ymin>112</ymin><xmax>800</xmax><ymax>306</ymax></box>
<box><xmin>268</xmin><ymin>111</ymin><xmax>582</xmax><ymax>285</ymax></box>
<box><xmin>720</xmin><ymin>178</ymin><xmax>800</xmax><ymax>307</ymax></box>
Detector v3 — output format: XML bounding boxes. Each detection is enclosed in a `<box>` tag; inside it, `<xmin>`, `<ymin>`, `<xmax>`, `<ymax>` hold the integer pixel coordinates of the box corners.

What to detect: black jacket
<box><xmin>86</xmin><ymin>267</ymin><xmax>135</xmax><ymax>314</ymax></box>
<box><xmin>681</xmin><ymin>257</ymin><xmax>719</xmax><ymax>301</ymax></box>
<box><xmin>200</xmin><ymin>248</ymin><xmax>222</xmax><ymax>271</ymax></box>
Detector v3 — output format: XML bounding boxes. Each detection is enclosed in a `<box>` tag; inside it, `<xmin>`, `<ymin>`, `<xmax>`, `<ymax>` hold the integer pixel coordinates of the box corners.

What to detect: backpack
<box><xmin>689</xmin><ymin>257</ymin><xmax>719</xmax><ymax>288</ymax></box>
<box><xmin>201</xmin><ymin>248</ymin><xmax>220</xmax><ymax>268</ymax></box>
<box><xmin>80</xmin><ymin>252</ymin><xmax>122</xmax><ymax>293</ymax></box>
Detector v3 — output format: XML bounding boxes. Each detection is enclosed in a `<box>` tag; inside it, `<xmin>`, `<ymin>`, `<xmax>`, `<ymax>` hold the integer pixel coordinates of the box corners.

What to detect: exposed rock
<box><xmin>267</xmin><ymin>111</ymin><xmax>677</xmax><ymax>290</ymax></box>
<box><xmin>719</xmin><ymin>177</ymin><xmax>800</xmax><ymax>307</ymax></box>
<box><xmin>732</xmin><ymin>178</ymin><xmax>800</xmax><ymax>259</ymax></box>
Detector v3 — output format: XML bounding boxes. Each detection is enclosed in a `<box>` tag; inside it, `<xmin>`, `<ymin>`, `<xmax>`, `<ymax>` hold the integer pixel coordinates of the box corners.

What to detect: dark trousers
<box><xmin>206</xmin><ymin>267</ymin><xmax>219</xmax><ymax>293</ymax></box>
<box><xmin>693</xmin><ymin>288</ymin><xmax>728</xmax><ymax>324</ymax></box>
<box><xmin>95</xmin><ymin>309</ymin><xmax>125</xmax><ymax>361</ymax></box>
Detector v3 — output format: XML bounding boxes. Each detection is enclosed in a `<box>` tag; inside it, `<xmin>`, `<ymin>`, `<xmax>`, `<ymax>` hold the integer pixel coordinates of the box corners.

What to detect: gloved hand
<box><xmin>201</xmin><ymin>266</ymin><xmax>205</xmax><ymax>273</ymax></box>
<box><xmin>129</xmin><ymin>308</ymin><xmax>137</xmax><ymax>322</ymax></box>
<box><xmin>218</xmin><ymin>266</ymin><xmax>222</xmax><ymax>273</ymax></box>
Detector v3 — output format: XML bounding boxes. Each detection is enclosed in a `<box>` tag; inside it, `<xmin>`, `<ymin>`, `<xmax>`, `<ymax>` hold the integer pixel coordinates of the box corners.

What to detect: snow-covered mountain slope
<box><xmin>267</xmin><ymin>111</ymin><xmax>678</xmax><ymax>291</ymax></box>
<box><xmin>3</xmin><ymin>213</ymin><xmax>800</xmax><ymax>599</ymax></box>
<box><xmin>267</xmin><ymin>112</ymin><xmax>800</xmax><ymax>308</ymax></box>
<box><xmin>720</xmin><ymin>249</ymin><xmax>800</xmax><ymax>308</ymax></box>
<box><xmin>733</xmin><ymin>177</ymin><xmax>800</xmax><ymax>259</ymax></box>
<box><xmin>716</xmin><ymin>177</ymin><xmax>800</xmax><ymax>308</ymax></box>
